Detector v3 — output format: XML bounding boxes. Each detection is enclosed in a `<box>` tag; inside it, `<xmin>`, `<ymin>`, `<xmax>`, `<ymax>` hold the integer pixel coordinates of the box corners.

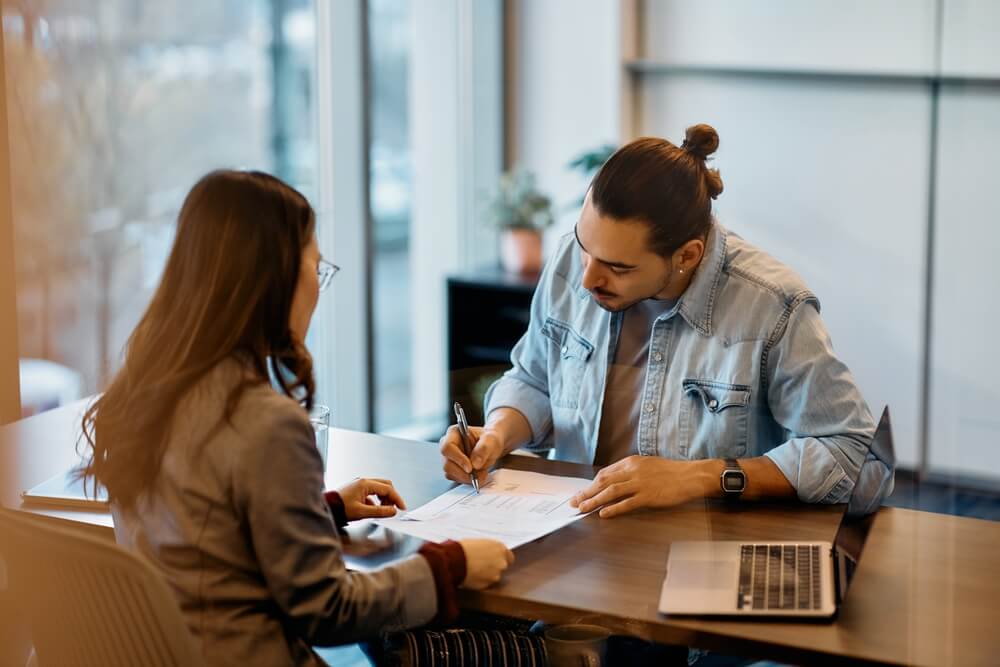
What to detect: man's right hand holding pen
<box><xmin>439</xmin><ymin>407</ymin><xmax>534</xmax><ymax>487</ymax></box>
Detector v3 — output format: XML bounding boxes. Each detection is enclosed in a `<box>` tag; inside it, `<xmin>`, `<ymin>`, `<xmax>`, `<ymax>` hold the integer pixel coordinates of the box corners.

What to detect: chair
<box><xmin>0</xmin><ymin>508</ymin><xmax>205</xmax><ymax>667</ymax></box>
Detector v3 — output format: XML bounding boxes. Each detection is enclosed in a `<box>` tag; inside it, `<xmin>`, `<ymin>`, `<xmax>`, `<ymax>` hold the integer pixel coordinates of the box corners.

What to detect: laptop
<box><xmin>658</xmin><ymin>407</ymin><xmax>895</xmax><ymax>619</ymax></box>
<box><xmin>21</xmin><ymin>469</ymin><xmax>109</xmax><ymax>510</ymax></box>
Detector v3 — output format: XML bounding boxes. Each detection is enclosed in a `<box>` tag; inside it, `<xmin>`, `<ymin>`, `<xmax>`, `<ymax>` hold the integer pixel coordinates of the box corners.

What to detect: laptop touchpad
<box><xmin>668</xmin><ymin>560</ymin><xmax>736</xmax><ymax>590</ymax></box>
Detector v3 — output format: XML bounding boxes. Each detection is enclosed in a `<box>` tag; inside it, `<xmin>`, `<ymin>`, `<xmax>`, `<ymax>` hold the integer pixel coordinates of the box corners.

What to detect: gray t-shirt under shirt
<box><xmin>595</xmin><ymin>297</ymin><xmax>678</xmax><ymax>466</ymax></box>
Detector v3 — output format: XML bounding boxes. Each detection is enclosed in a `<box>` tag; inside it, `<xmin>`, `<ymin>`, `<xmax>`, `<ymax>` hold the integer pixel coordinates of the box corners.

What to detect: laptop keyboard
<box><xmin>738</xmin><ymin>544</ymin><xmax>822</xmax><ymax>610</ymax></box>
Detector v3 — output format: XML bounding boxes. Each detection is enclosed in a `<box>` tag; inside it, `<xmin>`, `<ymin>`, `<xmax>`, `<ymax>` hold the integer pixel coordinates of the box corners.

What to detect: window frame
<box><xmin>0</xmin><ymin>23</ymin><xmax>22</xmax><ymax>425</ymax></box>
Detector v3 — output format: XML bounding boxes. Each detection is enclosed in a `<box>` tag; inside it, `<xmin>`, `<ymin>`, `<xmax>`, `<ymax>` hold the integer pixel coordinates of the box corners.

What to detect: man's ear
<box><xmin>676</xmin><ymin>237</ymin><xmax>705</xmax><ymax>272</ymax></box>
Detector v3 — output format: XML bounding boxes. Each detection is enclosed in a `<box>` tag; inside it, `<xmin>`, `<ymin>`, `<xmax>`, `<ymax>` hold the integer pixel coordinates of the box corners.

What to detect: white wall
<box><xmin>928</xmin><ymin>87</ymin><xmax>1000</xmax><ymax>479</ymax></box>
<box><xmin>641</xmin><ymin>0</ymin><xmax>938</xmax><ymax>75</ymax></box>
<box><xmin>409</xmin><ymin>0</ymin><xmax>502</xmax><ymax>425</ymax></box>
<box><xmin>410</xmin><ymin>1</ymin><xmax>463</xmax><ymax>424</ymax></box>
<box><xmin>633</xmin><ymin>1</ymin><xmax>955</xmax><ymax>471</ymax></box>
<box><xmin>507</xmin><ymin>0</ymin><xmax>622</xmax><ymax>251</ymax></box>
<box><xmin>940</xmin><ymin>0</ymin><xmax>1000</xmax><ymax>77</ymax></box>
<box><xmin>631</xmin><ymin>0</ymin><xmax>1000</xmax><ymax>476</ymax></box>
<box><xmin>639</xmin><ymin>77</ymin><xmax>930</xmax><ymax>468</ymax></box>
<box><xmin>927</xmin><ymin>1</ymin><xmax>1000</xmax><ymax>480</ymax></box>
<box><xmin>510</xmin><ymin>0</ymin><xmax>1000</xmax><ymax>478</ymax></box>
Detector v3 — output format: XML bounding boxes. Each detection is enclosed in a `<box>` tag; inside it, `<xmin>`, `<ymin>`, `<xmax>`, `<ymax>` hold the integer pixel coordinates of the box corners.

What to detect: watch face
<box><xmin>722</xmin><ymin>470</ymin><xmax>746</xmax><ymax>493</ymax></box>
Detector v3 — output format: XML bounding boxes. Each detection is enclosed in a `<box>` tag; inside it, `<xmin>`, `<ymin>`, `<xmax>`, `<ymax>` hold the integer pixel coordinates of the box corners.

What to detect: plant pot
<box><xmin>499</xmin><ymin>227</ymin><xmax>543</xmax><ymax>275</ymax></box>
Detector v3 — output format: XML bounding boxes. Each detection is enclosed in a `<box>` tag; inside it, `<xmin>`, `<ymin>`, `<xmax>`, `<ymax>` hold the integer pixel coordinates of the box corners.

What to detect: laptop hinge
<box><xmin>830</xmin><ymin>546</ymin><xmax>844</xmax><ymax>607</ymax></box>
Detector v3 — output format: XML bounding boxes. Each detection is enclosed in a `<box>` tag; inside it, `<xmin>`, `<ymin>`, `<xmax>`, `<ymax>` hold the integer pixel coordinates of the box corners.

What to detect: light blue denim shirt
<box><xmin>486</xmin><ymin>222</ymin><xmax>887</xmax><ymax>504</ymax></box>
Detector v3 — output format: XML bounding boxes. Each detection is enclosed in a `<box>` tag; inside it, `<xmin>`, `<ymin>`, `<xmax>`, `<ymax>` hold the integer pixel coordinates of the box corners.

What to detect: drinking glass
<box><xmin>544</xmin><ymin>624</ymin><xmax>610</xmax><ymax>666</ymax></box>
<box><xmin>309</xmin><ymin>404</ymin><xmax>330</xmax><ymax>471</ymax></box>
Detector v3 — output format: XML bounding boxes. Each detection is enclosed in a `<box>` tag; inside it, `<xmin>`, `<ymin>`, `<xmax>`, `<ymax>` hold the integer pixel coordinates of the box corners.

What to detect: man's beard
<box><xmin>590</xmin><ymin>261</ymin><xmax>675</xmax><ymax>313</ymax></box>
<box><xmin>591</xmin><ymin>289</ymin><xmax>635</xmax><ymax>313</ymax></box>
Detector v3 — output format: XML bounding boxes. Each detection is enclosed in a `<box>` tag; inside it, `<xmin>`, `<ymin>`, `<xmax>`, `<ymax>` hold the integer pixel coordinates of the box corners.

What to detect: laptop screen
<box><xmin>831</xmin><ymin>407</ymin><xmax>896</xmax><ymax>604</ymax></box>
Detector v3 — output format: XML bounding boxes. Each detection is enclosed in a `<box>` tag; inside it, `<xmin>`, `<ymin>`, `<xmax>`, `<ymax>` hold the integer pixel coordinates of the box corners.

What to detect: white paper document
<box><xmin>375</xmin><ymin>468</ymin><xmax>592</xmax><ymax>549</ymax></box>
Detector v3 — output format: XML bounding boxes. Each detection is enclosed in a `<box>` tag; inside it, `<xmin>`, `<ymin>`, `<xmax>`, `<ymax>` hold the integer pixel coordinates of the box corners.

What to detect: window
<box><xmin>366</xmin><ymin>0</ymin><xmax>503</xmax><ymax>436</ymax></box>
<box><xmin>368</xmin><ymin>0</ymin><xmax>413</xmax><ymax>432</ymax></box>
<box><xmin>4</xmin><ymin>0</ymin><xmax>316</xmax><ymax>416</ymax></box>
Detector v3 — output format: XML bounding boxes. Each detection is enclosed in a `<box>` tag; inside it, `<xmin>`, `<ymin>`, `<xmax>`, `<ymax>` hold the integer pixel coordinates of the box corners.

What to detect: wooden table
<box><xmin>3</xmin><ymin>402</ymin><xmax>1000</xmax><ymax>666</ymax></box>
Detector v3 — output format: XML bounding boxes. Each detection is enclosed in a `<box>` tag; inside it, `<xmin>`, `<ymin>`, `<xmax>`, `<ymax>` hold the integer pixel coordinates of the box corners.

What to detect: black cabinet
<box><xmin>447</xmin><ymin>268</ymin><xmax>538</xmax><ymax>426</ymax></box>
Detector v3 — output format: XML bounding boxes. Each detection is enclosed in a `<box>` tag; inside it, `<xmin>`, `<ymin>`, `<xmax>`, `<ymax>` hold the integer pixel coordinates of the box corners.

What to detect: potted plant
<box><xmin>567</xmin><ymin>143</ymin><xmax>617</xmax><ymax>205</ymax></box>
<box><xmin>484</xmin><ymin>169</ymin><xmax>554</xmax><ymax>275</ymax></box>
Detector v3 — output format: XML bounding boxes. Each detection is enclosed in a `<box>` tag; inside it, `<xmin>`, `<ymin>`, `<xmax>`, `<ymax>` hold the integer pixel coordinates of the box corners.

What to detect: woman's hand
<box><xmin>458</xmin><ymin>538</ymin><xmax>515</xmax><ymax>589</ymax></box>
<box><xmin>336</xmin><ymin>478</ymin><xmax>407</xmax><ymax>521</ymax></box>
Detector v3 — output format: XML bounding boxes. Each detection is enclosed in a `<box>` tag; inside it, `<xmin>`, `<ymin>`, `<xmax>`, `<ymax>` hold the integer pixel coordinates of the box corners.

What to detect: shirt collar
<box><xmin>676</xmin><ymin>221</ymin><xmax>726</xmax><ymax>337</ymax></box>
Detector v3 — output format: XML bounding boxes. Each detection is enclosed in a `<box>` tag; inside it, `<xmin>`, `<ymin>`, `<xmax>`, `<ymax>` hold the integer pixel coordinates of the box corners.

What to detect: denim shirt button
<box><xmin>561</xmin><ymin>345</ymin><xmax>569</xmax><ymax>356</ymax></box>
<box><xmin>644</xmin><ymin>403</ymin><xmax>654</xmax><ymax>413</ymax></box>
<box><xmin>653</xmin><ymin>352</ymin><xmax>663</xmax><ymax>363</ymax></box>
<box><xmin>708</xmin><ymin>398</ymin><xmax>719</xmax><ymax>410</ymax></box>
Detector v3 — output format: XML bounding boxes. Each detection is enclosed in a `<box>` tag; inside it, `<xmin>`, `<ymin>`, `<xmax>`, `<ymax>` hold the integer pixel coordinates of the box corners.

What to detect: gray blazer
<box><xmin>112</xmin><ymin>359</ymin><xmax>438</xmax><ymax>666</ymax></box>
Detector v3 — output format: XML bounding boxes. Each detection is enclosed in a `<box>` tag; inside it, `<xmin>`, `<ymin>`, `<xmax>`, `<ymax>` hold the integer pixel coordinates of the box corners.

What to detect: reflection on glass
<box><xmin>368</xmin><ymin>0</ymin><xmax>412</xmax><ymax>432</ymax></box>
<box><xmin>4</xmin><ymin>1</ymin><xmax>316</xmax><ymax>416</ymax></box>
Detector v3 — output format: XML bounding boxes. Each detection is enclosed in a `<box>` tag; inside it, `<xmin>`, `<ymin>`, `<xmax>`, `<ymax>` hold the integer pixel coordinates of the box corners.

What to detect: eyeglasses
<box><xmin>317</xmin><ymin>258</ymin><xmax>340</xmax><ymax>292</ymax></box>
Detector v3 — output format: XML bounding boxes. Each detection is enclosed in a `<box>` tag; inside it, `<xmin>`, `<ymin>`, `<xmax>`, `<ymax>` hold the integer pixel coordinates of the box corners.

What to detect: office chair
<box><xmin>0</xmin><ymin>508</ymin><xmax>205</xmax><ymax>667</ymax></box>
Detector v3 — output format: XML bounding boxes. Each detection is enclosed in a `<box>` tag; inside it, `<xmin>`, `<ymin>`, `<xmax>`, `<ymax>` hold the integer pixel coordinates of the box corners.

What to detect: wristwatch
<box><xmin>720</xmin><ymin>458</ymin><xmax>746</xmax><ymax>499</ymax></box>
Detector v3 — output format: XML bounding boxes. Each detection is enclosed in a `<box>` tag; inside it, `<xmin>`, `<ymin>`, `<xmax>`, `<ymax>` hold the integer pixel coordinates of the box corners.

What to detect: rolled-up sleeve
<box><xmin>485</xmin><ymin>351</ymin><xmax>554</xmax><ymax>451</ymax></box>
<box><xmin>762</xmin><ymin>299</ymin><xmax>891</xmax><ymax>504</ymax></box>
<box><xmin>236</xmin><ymin>409</ymin><xmax>440</xmax><ymax>645</ymax></box>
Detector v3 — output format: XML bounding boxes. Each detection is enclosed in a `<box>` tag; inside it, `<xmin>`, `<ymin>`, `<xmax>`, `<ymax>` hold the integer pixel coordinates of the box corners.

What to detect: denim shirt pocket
<box><xmin>540</xmin><ymin>316</ymin><xmax>594</xmax><ymax>409</ymax></box>
<box><xmin>679</xmin><ymin>379</ymin><xmax>751</xmax><ymax>458</ymax></box>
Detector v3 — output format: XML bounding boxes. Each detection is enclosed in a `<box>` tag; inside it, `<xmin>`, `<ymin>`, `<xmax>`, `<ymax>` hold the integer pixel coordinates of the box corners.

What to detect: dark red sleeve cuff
<box><xmin>418</xmin><ymin>540</ymin><xmax>467</xmax><ymax>624</ymax></box>
<box><xmin>323</xmin><ymin>490</ymin><xmax>349</xmax><ymax>528</ymax></box>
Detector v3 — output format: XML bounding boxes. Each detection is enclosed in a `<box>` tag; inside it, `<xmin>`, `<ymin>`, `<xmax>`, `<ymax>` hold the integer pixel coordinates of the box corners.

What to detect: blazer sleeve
<box><xmin>233</xmin><ymin>403</ymin><xmax>441</xmax><ymax>646</ymax></box>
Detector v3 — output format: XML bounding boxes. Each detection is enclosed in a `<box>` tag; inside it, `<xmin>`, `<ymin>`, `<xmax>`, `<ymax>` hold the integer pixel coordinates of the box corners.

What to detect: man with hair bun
<box><xmin>440</xmin><ymin>124</ymin><xmax>891</xmax><ymax>517</ymax></box>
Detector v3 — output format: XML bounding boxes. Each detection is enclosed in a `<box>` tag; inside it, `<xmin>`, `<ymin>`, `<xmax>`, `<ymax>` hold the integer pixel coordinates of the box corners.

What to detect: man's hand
<box><xmin>336</xmin><ymin>478</ymin><xmax>407</xmax><ymax>521</ymax></box>
<box><xmin>439</xmin><ymin>425</ymin><xmax>506</xmax><ymax>487</ymax></box>
<box><xmin>569</xmin><ymin>456</ymin><xmax>714</xmax><ymax>518</ymax></box>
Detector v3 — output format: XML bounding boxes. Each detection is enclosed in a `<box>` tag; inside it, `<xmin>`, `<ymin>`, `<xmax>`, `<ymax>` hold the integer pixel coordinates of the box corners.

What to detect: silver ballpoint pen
<box><xmin>453</xmin><ymin>402</ymin><xmax>480</xmax><ymax>494</ymax></box>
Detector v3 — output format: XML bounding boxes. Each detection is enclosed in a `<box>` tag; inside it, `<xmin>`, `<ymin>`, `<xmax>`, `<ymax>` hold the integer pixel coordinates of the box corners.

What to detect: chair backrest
<box><xmin>0</xmin><ymin>508</ymin><xmax>205</xmax><ymax>667</ymax></box>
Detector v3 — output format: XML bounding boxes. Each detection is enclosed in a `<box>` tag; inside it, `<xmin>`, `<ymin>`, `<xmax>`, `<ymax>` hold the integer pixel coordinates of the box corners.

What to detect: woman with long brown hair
<box><xmin>78</xmin><ymin>170</ymin><xmax>512</xmax><ymax>666</ymax></box>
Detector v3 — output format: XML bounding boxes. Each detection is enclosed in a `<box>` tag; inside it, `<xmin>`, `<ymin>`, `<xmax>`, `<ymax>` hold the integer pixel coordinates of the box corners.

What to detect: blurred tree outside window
<box><xmin>3</xmin><ymin>0</ymin><xmax>316</xmax><ymax>415</ymax></box>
